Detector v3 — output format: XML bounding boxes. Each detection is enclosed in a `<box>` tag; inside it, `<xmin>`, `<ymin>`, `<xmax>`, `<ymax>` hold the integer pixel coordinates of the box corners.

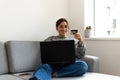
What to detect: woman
<box><xmin>29</xmin><ymin>18</ymin><xmax>88</xmax><ymax>80</ymax></box>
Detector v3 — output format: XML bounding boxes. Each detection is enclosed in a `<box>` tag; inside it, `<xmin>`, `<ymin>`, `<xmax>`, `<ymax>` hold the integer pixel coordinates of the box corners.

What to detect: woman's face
<box><xmin>56</xmin><ymin>21</ymin><xmax>69</xmax><ymax>37</ymax></box>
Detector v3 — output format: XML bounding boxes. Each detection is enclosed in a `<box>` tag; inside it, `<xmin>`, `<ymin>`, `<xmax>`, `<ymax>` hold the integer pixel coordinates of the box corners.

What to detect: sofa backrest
<box><xmin>0</xmin><ymin>41</ymin><xmax>8</xmax><ymax>74</ymax></box>
<box><xmin>5</xmin><ymin>41</ymin><xmax>41</xmax><ymax>73</ymax></box>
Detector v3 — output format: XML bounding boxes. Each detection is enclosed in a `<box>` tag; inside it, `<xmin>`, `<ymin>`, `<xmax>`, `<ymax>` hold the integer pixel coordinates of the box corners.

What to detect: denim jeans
<box><xmin>29</xmin><ymin>60</ymin><xmax>88</xmax><ymax>80</ymax></box>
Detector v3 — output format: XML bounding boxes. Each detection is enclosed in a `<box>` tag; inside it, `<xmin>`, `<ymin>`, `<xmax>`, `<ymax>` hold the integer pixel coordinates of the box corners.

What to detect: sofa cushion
<box><xmin>51</xmin><ymin>73</ymin><xmax>120</xmax><ymax>80</ymax></box>
<box><xmin>5</xmin><ymin>41</ymin><xmax>41</xmax><ymax>73</ymax></box>
<box><xmin>13</xmin><ymin>72</ymin><xmax>120</xmax><ymax>80</ymax></box>
<box><xmin>0</xmin><ymin>42</ymin><xmax>8</xmax><ymax>74</ymax></box>
<box><xmin>0</xmin><ymin>74</ymin><xmax>23</xmax><ymax>80</ymax></box>
<box><xmin>13</xmin><ymin>72</ymin><xmax>33</xmax><ymax>80</ymax></box>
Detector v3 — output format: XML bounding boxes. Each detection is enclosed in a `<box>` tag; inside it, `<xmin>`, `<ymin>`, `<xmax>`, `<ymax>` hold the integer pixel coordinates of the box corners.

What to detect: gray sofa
<box><xmin>0</xmin><ymin>41</ymin><xmax>120</xmax><ymax>80</ymax></box>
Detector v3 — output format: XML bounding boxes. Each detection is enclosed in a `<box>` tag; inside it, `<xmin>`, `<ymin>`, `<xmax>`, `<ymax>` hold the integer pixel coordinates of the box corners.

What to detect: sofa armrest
<box><xmin>81</xmin><ymin>55</ymin><xmax>99</xmax><ymax>72</ymax></box>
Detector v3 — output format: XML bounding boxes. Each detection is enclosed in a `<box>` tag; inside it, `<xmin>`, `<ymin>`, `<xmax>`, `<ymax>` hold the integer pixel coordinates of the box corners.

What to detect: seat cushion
<box><xmin>52</xmin><ymin>72</ymin><xmax>120</xmax><ymax>80</ymax></box>
<box><xmin>0</xmin><ymin>74</ymin><xmax>23</xmax><ymax>80</ymax></box>
<box><xmin>13</xmin><ymin>72</ymin><xmax>120</xmax><ymax>80</ymax></box>
<box><xmin>0</xmin><ymin>42</ymin><xmax>8</xmax><ymax>74</ymax></box>
<box><xmin>5</xmin><ymin>41</ymin><xmax>41</xmax><ymax>73</ymax></box>
<box><xmin>13</xmin><ymin>72</ymin><xmax>33</xmax><ymax>80</ymax></box>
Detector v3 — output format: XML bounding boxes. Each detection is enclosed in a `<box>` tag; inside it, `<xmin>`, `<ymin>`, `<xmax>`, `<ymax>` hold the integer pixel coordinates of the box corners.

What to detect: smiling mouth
<box><xmin>61</xmin><ymin>31</ymin><xmax>66</xmax><ymax>33</ymax></box>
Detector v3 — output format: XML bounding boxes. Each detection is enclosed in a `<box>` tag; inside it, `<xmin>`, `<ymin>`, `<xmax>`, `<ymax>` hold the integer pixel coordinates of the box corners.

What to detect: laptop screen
<box><xmin>40</xmin><ymin>40</ymin><xmax>75</xmax><ymax>64</ymax></box>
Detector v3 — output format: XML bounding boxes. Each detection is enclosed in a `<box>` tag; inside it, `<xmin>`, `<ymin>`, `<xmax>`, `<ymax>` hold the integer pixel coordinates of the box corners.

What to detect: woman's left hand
<box><xmin>74</xmin><ymin>33</ymin><xmax>83</xmax><ymax>45</ymax></box>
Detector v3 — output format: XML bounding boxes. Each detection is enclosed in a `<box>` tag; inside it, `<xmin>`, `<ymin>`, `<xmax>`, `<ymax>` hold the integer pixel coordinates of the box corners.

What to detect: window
<box><xmin>85</xmin><ymin>0</ymin><xmax>120</xmax><ymax>37</ymax></box>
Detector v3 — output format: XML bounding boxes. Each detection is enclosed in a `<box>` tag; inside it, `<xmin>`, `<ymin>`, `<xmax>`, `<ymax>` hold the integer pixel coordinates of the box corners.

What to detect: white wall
<box><xmin>68</xmin><ymin>0</ymin><xmax>85</xmax><ymax>37</ymax></box>
<box><xmin>0</xmin><ymin>0</ymin><xmax>68</xmax><ymax>41</ymax></box>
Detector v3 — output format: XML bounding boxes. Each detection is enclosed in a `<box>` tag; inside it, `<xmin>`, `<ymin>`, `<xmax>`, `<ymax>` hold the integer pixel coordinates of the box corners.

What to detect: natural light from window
<box><xmin>85</xmin><ymin>0</ymin><xmax>120</xmax><ymax>37</ymax></box>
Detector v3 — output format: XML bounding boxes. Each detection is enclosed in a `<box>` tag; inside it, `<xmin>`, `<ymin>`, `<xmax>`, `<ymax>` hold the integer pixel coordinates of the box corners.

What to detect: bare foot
<box><xmin>52</xmin><ymin>72</ymin><xmax>56</xmax><ymax>77</ymax></box>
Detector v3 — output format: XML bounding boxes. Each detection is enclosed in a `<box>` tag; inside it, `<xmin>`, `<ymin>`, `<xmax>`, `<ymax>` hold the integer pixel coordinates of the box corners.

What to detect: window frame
<box><xmin>85</xmin><ymin>0</ymin><xmax>120</xmax><ymax>38</ymax></box>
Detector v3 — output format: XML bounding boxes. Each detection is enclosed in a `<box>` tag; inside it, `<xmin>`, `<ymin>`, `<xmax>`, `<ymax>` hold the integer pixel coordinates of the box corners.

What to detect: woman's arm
<box><xmin>74</xmin><ymin>33</ymin><xmax>86</xmax><ymax>59</ymax></box>
<box><xmin>75</xmin><ymin>43</ymin><xmax>86</xmax><ymax>59</ymax></box>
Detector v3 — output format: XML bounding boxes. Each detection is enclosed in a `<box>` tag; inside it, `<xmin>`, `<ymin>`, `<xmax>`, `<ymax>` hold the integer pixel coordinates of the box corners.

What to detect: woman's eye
<box><xmin>59</xmin><ymin>25</ymin><xmax>68</xmax><ymax>29</ymax></box>
<box><xmin>60</xmin><ymin>26</ymin><xmax>63</xmax><ymax>28</ymax></box>
<box><xmin>65</xmin><ymin>26</ymin><xmax>68</xmax><ymax>28</ymax></box>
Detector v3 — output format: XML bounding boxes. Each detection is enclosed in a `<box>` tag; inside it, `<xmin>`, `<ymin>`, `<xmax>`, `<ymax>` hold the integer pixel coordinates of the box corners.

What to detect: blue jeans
<box><xmin>29</xmin><ymin>60</ymin><xmax>88</xmax><ymax>80</ymax></box>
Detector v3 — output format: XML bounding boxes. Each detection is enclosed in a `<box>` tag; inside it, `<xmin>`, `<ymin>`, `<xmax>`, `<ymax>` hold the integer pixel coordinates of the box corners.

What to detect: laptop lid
<box><xmin>40</xmin><ymin>40</ymin><xmax>75</xmax><ymax>64</ymax></box>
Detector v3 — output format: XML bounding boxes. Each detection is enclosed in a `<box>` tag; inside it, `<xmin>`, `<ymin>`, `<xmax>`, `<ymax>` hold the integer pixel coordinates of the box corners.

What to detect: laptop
<box><xmin>40</xmin><ymin>40</ymin><xmax>75</xmax><ymax>64</ymax></box>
